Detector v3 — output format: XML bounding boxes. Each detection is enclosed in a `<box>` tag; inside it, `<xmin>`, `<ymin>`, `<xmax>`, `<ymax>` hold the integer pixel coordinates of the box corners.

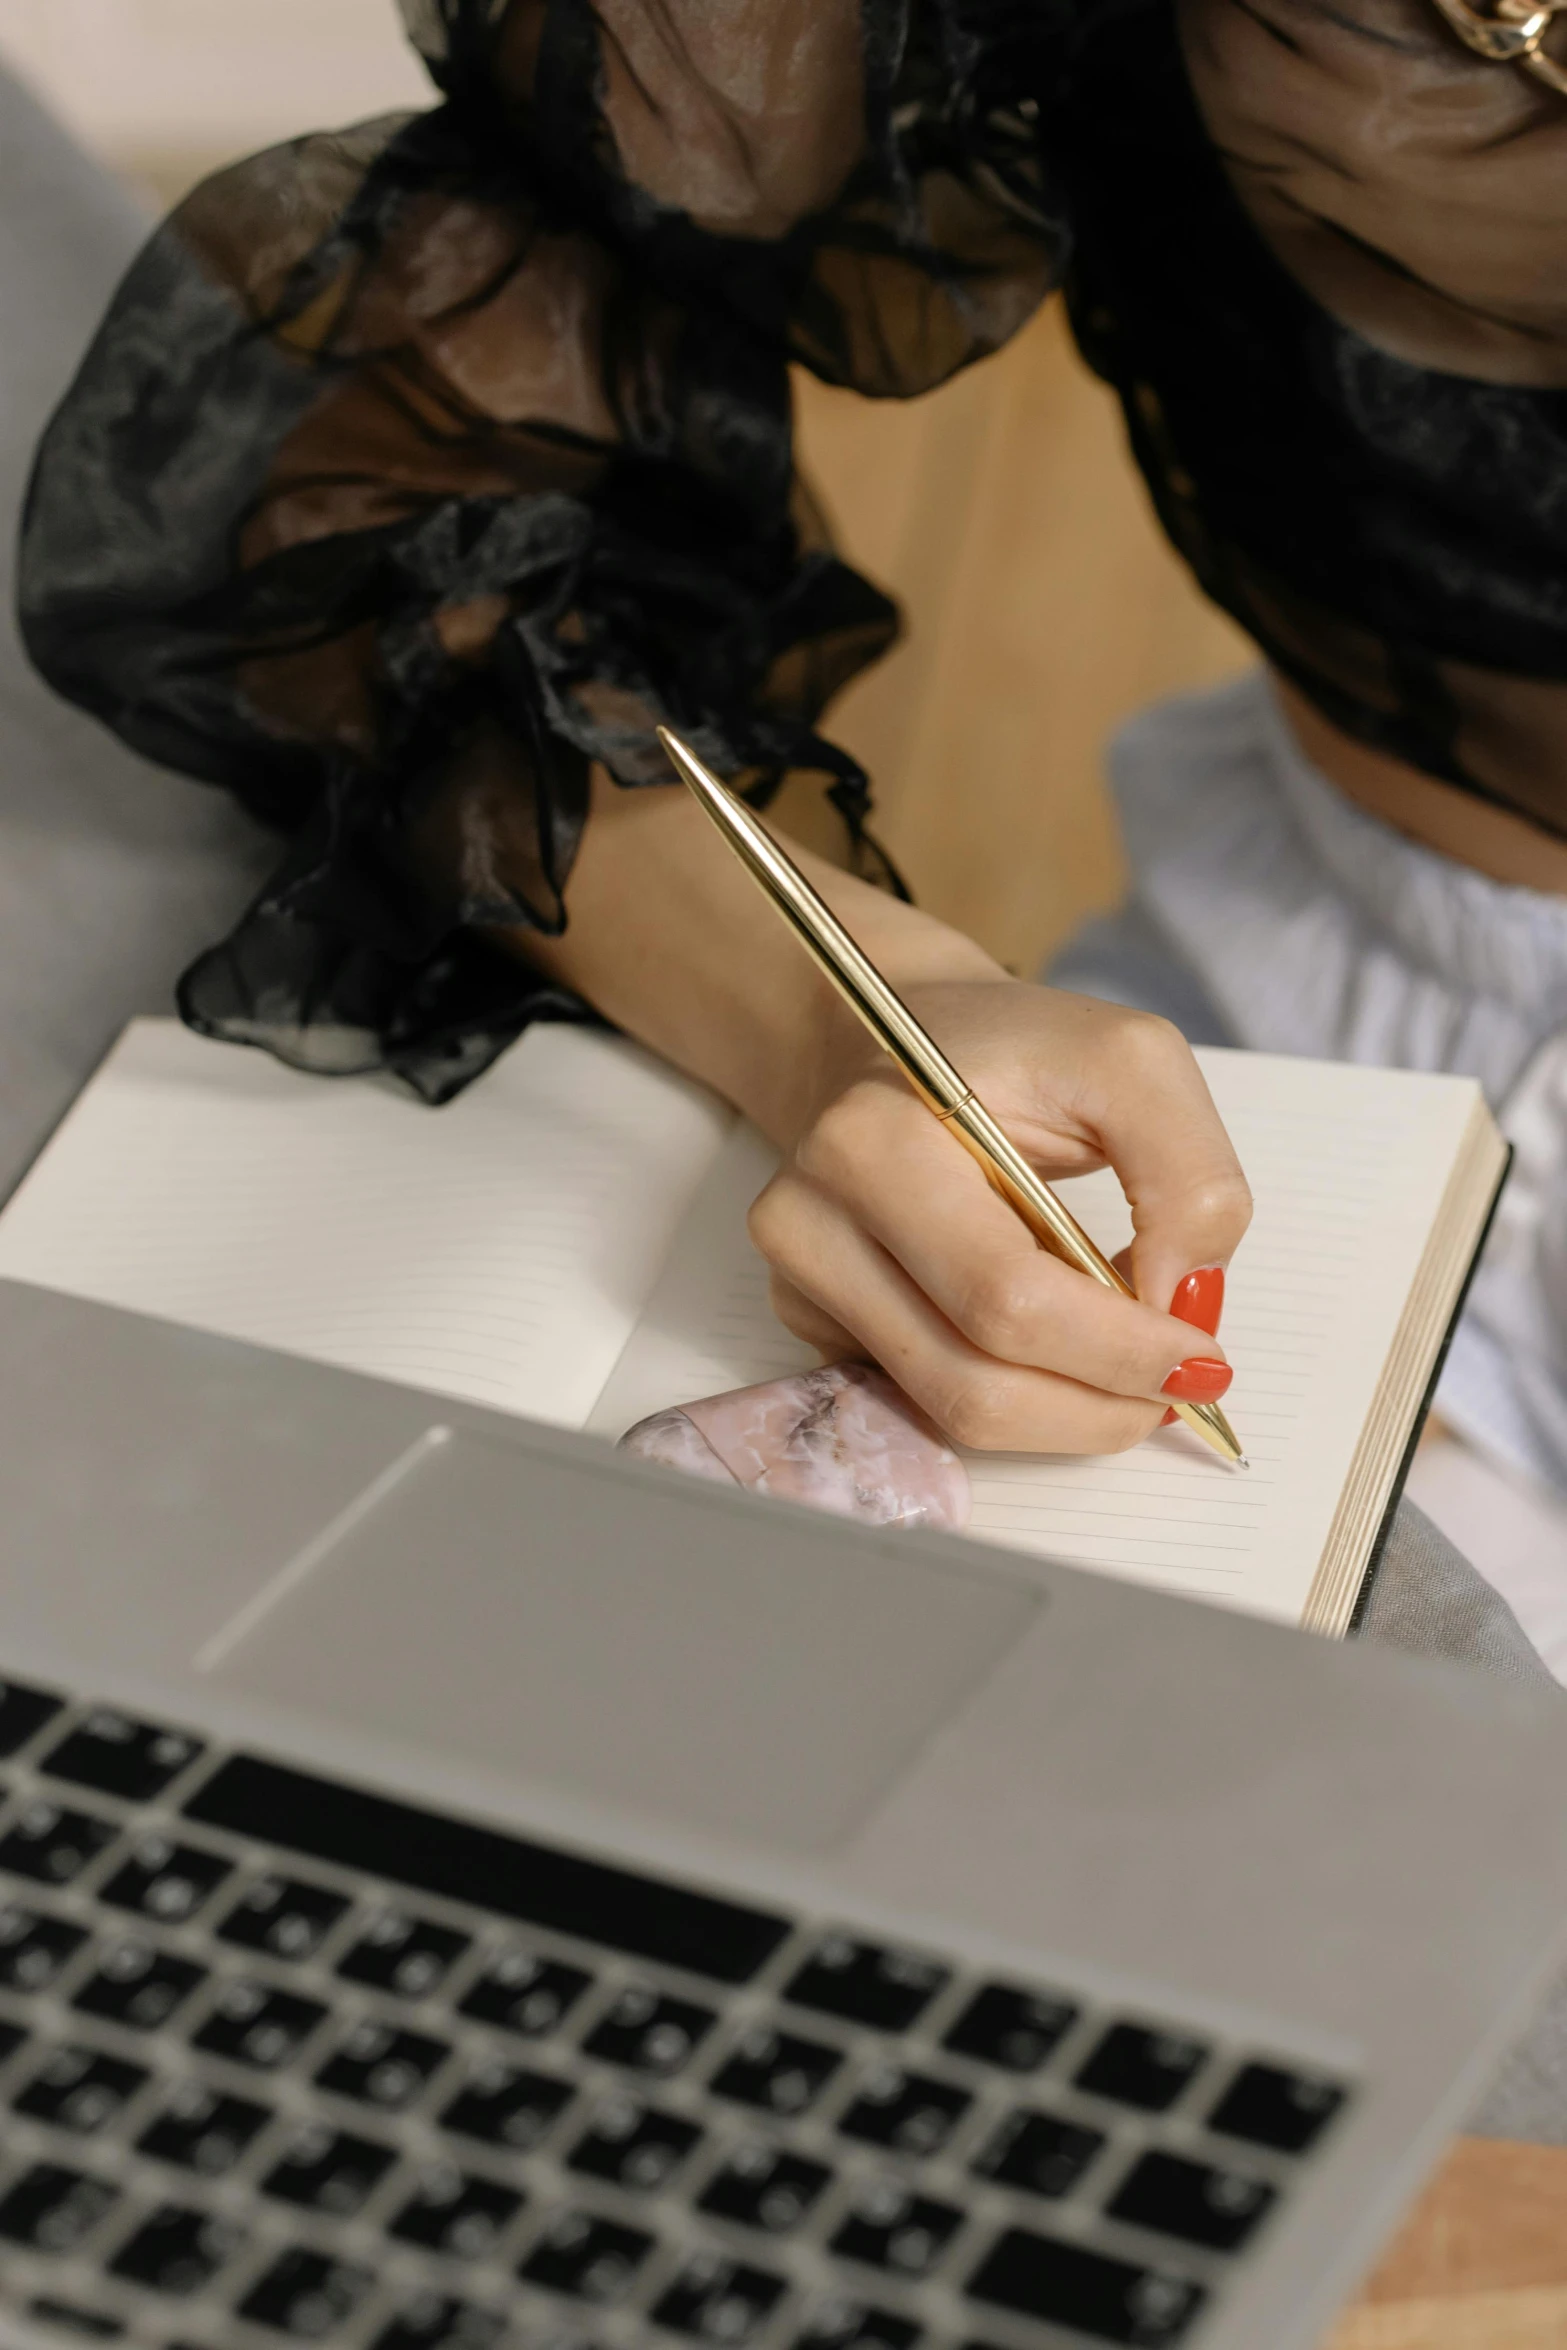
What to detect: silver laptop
<box><xmin>0</xmin><ymin>1277</ymin><xmax>1564</xmax><ymax>2350</ymax></box>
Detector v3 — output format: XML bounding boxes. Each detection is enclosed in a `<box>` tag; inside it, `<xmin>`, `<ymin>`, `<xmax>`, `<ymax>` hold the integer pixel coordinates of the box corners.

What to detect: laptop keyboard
<box><xmin>0</xmin><ymin>1676</ymin><xmax>1351</xmax><ymax>2350</ymax></box>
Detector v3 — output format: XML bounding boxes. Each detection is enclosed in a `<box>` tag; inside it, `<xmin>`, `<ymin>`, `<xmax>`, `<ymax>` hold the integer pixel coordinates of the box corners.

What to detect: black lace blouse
<box><xmin>18</xmin><ymin>0</ymin><xmax>1567</xmax><ymax>1098</ymax></box>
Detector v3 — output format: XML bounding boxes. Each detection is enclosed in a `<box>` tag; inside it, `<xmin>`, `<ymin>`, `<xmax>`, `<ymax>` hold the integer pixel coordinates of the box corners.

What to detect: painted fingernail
<box><xmin>1161</xmin><ymin>1356</ymin><xmax>1233</xmax><ymax>1402</ymax></box>
<box><xmin>1170</xmin><ymin>1265</ymin><xmax>1225</xmax><ymax>1336</ymax></box>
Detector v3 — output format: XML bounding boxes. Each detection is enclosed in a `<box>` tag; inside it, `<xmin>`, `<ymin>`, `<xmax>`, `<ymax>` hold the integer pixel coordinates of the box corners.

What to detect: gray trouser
<box><xmin>1</xmin><ymin>62</ymin><xmax>1561</xmax><ymax>2139</ymax></box>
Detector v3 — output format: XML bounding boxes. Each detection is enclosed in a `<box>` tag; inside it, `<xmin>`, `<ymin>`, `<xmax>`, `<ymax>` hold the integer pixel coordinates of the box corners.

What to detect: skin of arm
<box><xmin>510</xmin><ymin>769</ymin><xmax>1253</xmax><ymax>1455</ymax></box>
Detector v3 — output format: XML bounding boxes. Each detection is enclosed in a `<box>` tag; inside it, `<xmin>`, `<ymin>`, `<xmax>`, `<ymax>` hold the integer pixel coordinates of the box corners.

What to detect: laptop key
<box><xmin>261</xmin><ymin>2121</ymin><xmax>397</xmax><ymax>2213</ymax></box>
<box><xmin>1107</xmin><ymin>2152</ymin><xmax>1276</xmax><ymax>2253</ymax></box>
<box><xmin>520</xmin><ymin>2208</ymin><xmax>656</xmax><ymax>2302</ymax></box>
<box><xmin>14</xmin><ymin>2045</ymin><xmax>149</xmax><ymax>2134</ymax></box>
<box><xmin>187</xmin><ymin>1755</ymin><xmax>789</xmax><ymax>1985</ymax></box>
<box><xmin>100</xmin><ymin>1837</ymin><xmax>232</xmax><ymax>1925</ymax></box>
<box><xmin>24</xmin><ymin>2298</ymin><xmax>125</xmax><ymax>2340</ymax></box>
<box><xmin>1206</xmin><ymin>2061</ymin><xmax>1349</xmax><ymax>2155</ymax></box>
<box><xmin>972</xmin><ymin>2109</ymin><xmax>1105</xmax><ymax>2201</ymax></box>
<box><xmin>459</xmin><ymin>1949</ymin><xmax>592</xmax><ymax>2038</ymax></box>
<box><xmin>942</xmin><ymin>1985</ymin><xmax>1079</xmax><ymax>2074</ymax></box>
<box><xmin>967</xmin><ymin>2228</ymin><xmax>1206</xmax><ymax>2346</ymax></box>
<box><xmin>40</xmin><ymin>1712</ymin><xmax>201</xmax><ymax>1804</ymax></box>
<box><xmin>837</xmin><ymin>2066</ymin><xmax>972</xmax><ymax>2155</ymax></box>
<box><xmin>108</xmin><ymin>2203</ymin><xmax>246</xmax><ymax>2293</ymax></box>
<box><xmin>792</xmin><ymin>2299</ymin><xmax>921</xmax><ymax>2350</ymax></box>
<box><xmin>0</xmin><ymin>2016</ymin><xmax>28</xmax><ymax>2065</ymax></box>
<box><xmin>783</xmin><ymin>1938</ymin><xmax>949</xmax><ymax>2034</ymax></box>
<box><xmin>218</xmin><ymin>1875</ymin><xmax>351</xmax><ymax>1962</ymax></box>
<box><xmin>0</xmin><ymin>1679</ymin><xmax>63</xmax><ymax>1759</ymax></box>
<box><xmin>0</xmin><ymin>1802</ymin><xmax>118</xmax><ymax>1887</ymax></box>
<box><xmin>338</xmin><ymin>1910</ymin><xmax>471</xmax><ymax>1999</ymax></box>
<box><xmin>831</xmin><ymin>2184</ymin><xmax>964</xmax><ymax>2277</ymax></box>
<box><xmin>137</xmin><ymin>2082</ymin><xmax>271</xmax><ymax>2174</ymax></box>
<box><xmin>238</xmin><ymin>2247</ymin><xmax>374</xmax><ymax>2337</ymax></box>
<box><xmin>192</xmin><ymin>1980</ymin><xmax>327</xmax><ymax>2069</ymax></box>
<box><xmin>653</xmin><ymin>2250</ymin><xmax>787</xmax><ymax>2343</ymax></box>
<box><xmin>73</xmin><ymin>1942</ymin><xmax>206</xmax><ymax>2030</ymax></box>
<box><xmin>583</xmin><ymin>1985</ymin><xmax>716</xmax><ymax>2076</ymax></box>
<box><xmin>0</xmin><ymin>1906</ymin><xmax>89</xmax><ymax>1991</ymax></box>
<box><xmin>316</xmin><ymin>2019</ymin><xmax>451</xmax><ymax>2109</ymax></box>
<box><xmin>441</xmin><ymin>2059</ymin><xmax>575</xmax><ymax>2149</ymax></box>
<box><xmin>699</xmin><ymin>2143</ymin><xmax>833</xmax><ymax>2235</ymax></box>
<box><xmin>0</xmin><ymin>2162</ymin><xmax>119</xmax><ymax>2250</ymax></box>
<box><xmin>1074</xmin><ymin>2026</ymin><xmax>1209</xmax><ymax>2114</ymax></box>
<box><xmin>567</xmin><ymin>2095</ymin><xmax>703</xmax><ymax>2190</ymax></box>
<box><xmin>371</xmin><ymin>2295</ymin><xmax>507</xmax><ymax>2350</ymax></box>
<box><xmin>710</xmin><ymin>2026</ymin><xmax>843</xmax><ymax>2116</ymax></box>
<box><xmin>389</xmin><ymin>2163</ymin><xmax>525</xmax><ymax>2256</ymax></box>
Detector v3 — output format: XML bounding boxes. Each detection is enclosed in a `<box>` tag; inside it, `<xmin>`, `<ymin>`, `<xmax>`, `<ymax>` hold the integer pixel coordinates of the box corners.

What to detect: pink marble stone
<box><xmin>613</xmin><ymin>1405</ymin><xmax>736</xmax><ymax>1486</ymax></box>
<box><xmin>619</xmin><ymin>1363</ymin><xmax>970</xmax><ymax>1531</ymax></box>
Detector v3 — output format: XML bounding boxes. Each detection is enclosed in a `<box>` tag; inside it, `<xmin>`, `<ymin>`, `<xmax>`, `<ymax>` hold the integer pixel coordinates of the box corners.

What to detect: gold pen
<box><xmin>658</xmin><ymin>725</ymin><xmax>1246</xmax><ymax>1469</ymax></box>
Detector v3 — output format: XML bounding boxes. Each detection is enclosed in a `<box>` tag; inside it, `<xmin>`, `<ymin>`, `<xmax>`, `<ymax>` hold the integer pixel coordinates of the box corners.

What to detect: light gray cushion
<box><xmin>0</xmin><ymin>62</ymin><xmax>273</xmax><ymax>1200</ymax></box>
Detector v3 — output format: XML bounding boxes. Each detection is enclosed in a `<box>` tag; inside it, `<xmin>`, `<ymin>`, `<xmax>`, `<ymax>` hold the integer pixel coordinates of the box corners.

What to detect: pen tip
<box><xmin>1235</xmin><ymin>1455</ymin><xmax>1250</xmax><ymax>1471</ymax></box>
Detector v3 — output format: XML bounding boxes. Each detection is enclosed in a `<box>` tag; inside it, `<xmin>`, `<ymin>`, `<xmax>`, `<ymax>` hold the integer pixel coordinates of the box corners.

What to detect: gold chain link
<box><xmin>1426</xmin><ymin>0</ymin><xmax>1567</xmax><ymax>93</ymax></box>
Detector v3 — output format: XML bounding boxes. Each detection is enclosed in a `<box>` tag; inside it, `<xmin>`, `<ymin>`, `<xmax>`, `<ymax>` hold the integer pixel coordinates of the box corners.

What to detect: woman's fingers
<box><xmin>766</xmin><ymin>1271</ymin><xmax>865</xmax><ymax>1362</ymax></box>
<box><xmin>751</xmin><ymin>1170</ymin><xmax>1167</xmax><ymax>1455</ymax></box>
<box><xmin>793</xmin><ymin>1079</ymin><xmax>1232</xmax><ymax>1400</ymax></box>
<box><xmin>750</xmin><ymin>981</ymin><xmax>1249</xmax><ymax>1457</ymax></box>
<box><xmin>1050</xmin><ymin>1004</ymin><xmax>1253</xmax><ymax>1318</ymax></box>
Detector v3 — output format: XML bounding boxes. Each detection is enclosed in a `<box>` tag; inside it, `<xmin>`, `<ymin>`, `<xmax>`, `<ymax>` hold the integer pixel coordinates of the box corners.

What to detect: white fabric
<box><xmin>1110</xmin><ymin>672</ymin><xmax>1567</xmax><ymax>1501</ymax></box>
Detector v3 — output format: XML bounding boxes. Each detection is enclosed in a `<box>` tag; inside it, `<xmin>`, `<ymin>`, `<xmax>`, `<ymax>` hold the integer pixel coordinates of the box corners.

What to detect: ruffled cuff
<box><xmin>19</xmin><ymin>109</ymin><xmax>900</xmax><ymax>1096</ymax></box>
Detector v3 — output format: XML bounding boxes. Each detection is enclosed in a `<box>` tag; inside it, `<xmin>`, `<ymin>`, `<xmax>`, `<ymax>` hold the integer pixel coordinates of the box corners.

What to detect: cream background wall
<box><xmin>0</xmin><ymin>0</ymin><xmax>429</xmax><ymax>199</ymax></box>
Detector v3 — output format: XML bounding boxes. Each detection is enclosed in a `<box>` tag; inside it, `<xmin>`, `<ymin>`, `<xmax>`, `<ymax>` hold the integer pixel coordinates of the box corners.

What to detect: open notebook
<box><xmin>0</xmin><ymin>1018</ymin><xmax>1506</xmax><ymax>1634</ymax></box>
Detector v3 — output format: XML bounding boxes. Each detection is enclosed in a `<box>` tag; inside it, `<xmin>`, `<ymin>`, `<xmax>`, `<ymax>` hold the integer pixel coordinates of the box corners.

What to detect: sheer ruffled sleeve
<box><xmin>17</xmin><ymin>0</ymin><xmax>1063</xmax><ymax>1100</ymax></box>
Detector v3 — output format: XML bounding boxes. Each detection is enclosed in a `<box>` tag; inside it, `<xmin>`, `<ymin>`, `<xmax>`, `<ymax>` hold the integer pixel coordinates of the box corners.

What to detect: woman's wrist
<box><xmin>766</xmin><ymin>891</ymin><xmax>1003</xmax><ymax>1144</ymax></box>
<box><xmin>502</xmin><ymin>768</ymin><xmax>1002</xmax><ymax>1144</ymax></box>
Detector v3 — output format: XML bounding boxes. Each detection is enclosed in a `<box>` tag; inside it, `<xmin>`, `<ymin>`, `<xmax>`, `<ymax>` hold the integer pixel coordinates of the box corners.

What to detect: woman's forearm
<box><xmin>506</xmin><ymin>769</ymin><xmax>998</xmax><ymax>1144</ymax></box>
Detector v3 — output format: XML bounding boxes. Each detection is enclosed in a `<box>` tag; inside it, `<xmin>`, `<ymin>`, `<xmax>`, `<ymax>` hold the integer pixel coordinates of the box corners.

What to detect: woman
<box><xmin>12</xmin><ymin>1</ymin><xmax>1567</xmax><ymax>2135</ymax></box>
<box><xmin>15</xmin><ymin>0</ymin><xmax>1567</xmax><ymax>1475</ymax></box>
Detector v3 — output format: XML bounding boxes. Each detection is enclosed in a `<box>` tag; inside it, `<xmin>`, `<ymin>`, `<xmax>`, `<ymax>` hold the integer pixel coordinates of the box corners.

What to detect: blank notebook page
<box><xmin>0</xmin><ymin>1020</ymin><xmax>731</xmax><ymax>1430</ymax></box>
<box><xmin>590</xmin><ymin>1049</ymin><xmax>1483</xmax><ymax>1625</ymax></box>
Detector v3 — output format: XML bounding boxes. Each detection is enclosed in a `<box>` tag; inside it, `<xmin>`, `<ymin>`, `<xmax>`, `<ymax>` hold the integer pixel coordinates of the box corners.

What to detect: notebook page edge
<box><xmin>1303</xmin><ymin>1089</ymin><xmax>1509</xmax><ymax>1636</ymax></box>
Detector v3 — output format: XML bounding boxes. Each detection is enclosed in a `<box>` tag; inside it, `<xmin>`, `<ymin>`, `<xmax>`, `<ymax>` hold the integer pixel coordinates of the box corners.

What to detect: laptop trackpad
<box><xmin>202</xmin><ymin>1427</ymin><xmax>1037</xmax><ymax>1855</ymax></box>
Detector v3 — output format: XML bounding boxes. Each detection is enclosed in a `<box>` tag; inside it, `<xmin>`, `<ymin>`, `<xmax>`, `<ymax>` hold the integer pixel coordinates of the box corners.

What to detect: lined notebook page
<box><xmin>589</xmin><ymin>1050</ymin><xmax>1485</xmax><ymax>1625</ymax></box>
<box><xmin>0</xmin><ymin>1020</ymin><xmax>731</xmax><ymax>1429</ymax></box>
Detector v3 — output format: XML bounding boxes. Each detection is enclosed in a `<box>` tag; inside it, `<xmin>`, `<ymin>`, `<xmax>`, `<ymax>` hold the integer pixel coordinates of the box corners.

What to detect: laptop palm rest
<box><xmin>197</xmin><ymin>1425</ymin><xmax>1039</xmax><ymax>1856</ymax></box>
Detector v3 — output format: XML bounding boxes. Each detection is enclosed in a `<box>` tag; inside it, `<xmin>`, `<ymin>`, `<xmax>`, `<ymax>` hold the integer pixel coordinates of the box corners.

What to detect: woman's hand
<box><xmin>753</xmin><ymin>970</ymin><xmax>1251</xmax><ymax>1455</ymax></box>
<box><xmin>514</xmin><ymin>770</ymin><xmax>1252</xmax><ymax>1454</ymax></box>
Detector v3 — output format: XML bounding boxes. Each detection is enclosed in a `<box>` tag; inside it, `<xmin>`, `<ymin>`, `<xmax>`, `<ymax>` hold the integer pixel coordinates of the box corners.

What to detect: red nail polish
<box><xmin>1161</xmin><ymin>1356</ymin><xmax>1233</xmax><ymax>1403</ymax></box>
<box><xmin>1160</xmin><ymin>1407</ymin><xmax>1177</xmax><ymax>1427</ymax></box>
<box><xmin>1170</xmin><ymin>1266</ymin><xmax>1225</xmax><ymax>1336</ymax></box>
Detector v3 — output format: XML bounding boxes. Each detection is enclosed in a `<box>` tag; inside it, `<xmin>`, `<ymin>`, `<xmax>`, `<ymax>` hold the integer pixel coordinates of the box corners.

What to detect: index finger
<box><xmin>1060</xmin><ymin>1009</ymin><xmax>1252</xmax><ymax>1316</ymax></box>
